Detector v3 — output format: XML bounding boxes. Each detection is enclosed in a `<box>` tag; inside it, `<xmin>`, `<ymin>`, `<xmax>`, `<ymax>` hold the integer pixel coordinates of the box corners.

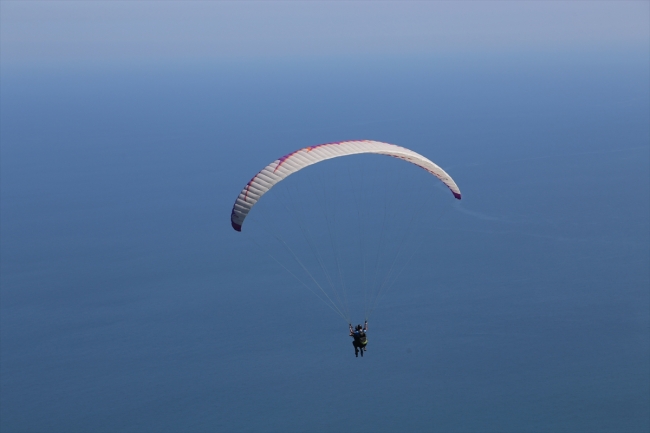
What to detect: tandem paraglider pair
<box><xmin>349</xmin><ymin>321</ymin><xmax>368</xmax><ymax>357</ymax></box>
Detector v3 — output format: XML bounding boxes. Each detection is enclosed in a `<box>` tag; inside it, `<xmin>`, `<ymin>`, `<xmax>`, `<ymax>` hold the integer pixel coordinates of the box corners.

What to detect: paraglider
<box><xmin>230</xmin><ymin>140</ymin><xmax>461</xmax><ymax>354</ymax></box>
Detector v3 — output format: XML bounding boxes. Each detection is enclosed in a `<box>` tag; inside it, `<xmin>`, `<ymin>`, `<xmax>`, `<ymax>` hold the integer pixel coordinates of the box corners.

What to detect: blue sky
<box><xmin>2</xmin><ymin>1</ymin><xmax>648</xmax><ymax>67</ymax></box>
<box><xmin>1</xmin><ymin>2</ymin><xmax>649</xmax><ymax>432</ymax></box>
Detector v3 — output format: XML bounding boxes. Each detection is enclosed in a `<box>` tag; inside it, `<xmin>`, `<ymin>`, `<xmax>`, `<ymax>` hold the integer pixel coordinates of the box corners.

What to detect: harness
<box><xmin>353</xmin><ymin>330</ymin><xmax>368</xmax><ymax>346</ymax></box>
<box><xmin>359</xmin><ymin>332</ymin><xmax>368</xmax><ymax>346</ymax></box>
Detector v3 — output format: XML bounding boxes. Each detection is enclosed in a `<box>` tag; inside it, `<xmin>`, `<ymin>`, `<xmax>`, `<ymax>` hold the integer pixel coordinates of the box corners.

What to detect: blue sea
<box><xmin>1</xmin><ymin>50</ymin><xmax>648</xmax><ymax>432</ymax></box>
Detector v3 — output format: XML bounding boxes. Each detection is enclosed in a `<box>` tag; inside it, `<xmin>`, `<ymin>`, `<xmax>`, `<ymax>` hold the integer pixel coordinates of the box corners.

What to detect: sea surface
<box><xmin>1</xmin><ymin>51</ymin><xmax>649</xmax><ymax>432</ymax></box>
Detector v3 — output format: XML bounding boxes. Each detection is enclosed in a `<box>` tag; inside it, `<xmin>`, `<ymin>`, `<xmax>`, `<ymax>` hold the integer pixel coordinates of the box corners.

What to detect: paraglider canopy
<box><xmin>231</xmin><ymin>140</ymin><xmax>461</xmax><ymax>232</ymax></box>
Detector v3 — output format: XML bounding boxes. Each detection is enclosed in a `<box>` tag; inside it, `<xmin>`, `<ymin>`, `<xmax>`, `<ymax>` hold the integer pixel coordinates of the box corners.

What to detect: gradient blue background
<box><xmin>1</xmin><ymin>2</ymin><xmax>649</xmax><ymax>432</ymax></box>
